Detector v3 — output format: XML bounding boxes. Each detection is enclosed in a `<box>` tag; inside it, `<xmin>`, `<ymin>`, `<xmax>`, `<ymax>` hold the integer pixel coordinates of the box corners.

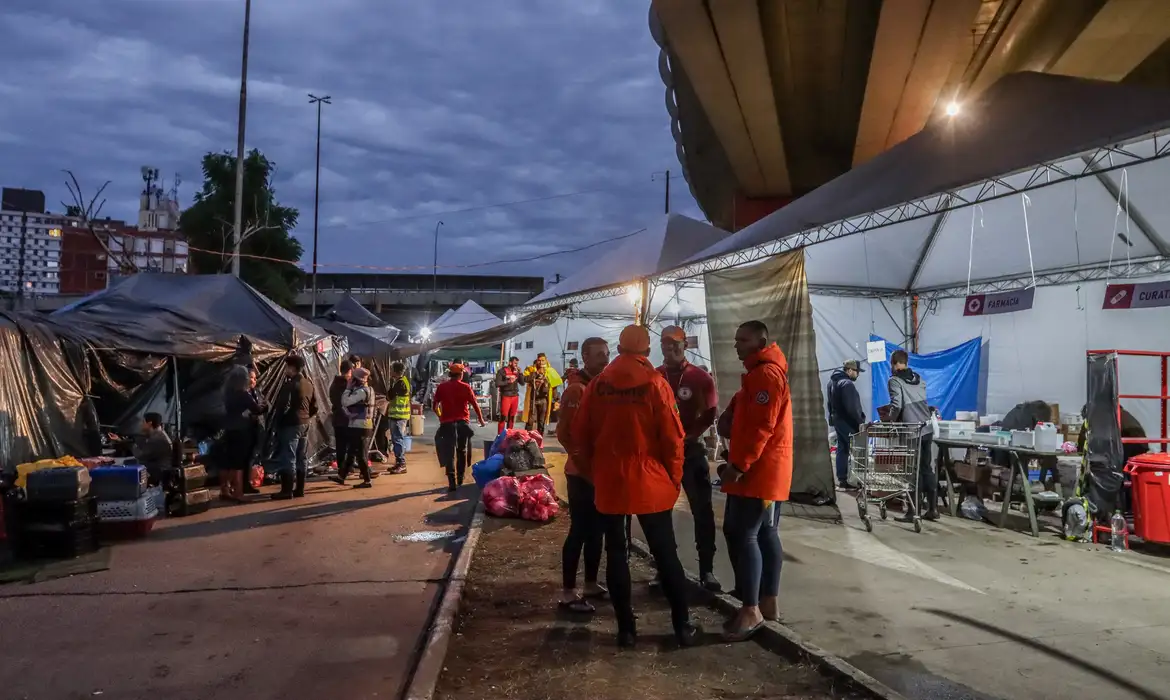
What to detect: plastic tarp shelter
<box><xmin>428</xmin><ymin>300</ymin><xmax>503</xmax><ymax>340</ymax></box>
<box><xmin>49</xmin><ymin>274</ymin><xmax>347</xmax><ymax>458</ymax></box>
<box><xmin>315</xmin><ymin>293</ymin><xmax>402</xmax><ymax>394</ymax></box>
<box><xmin>524</xmin><ymin>213</ymin><xmax>730</xmax><ymax>308</ymax></box>
<box><xmin>869</xmin><ymin>335</ymin><xmax>982</xmax><ymax>420</ymax></box>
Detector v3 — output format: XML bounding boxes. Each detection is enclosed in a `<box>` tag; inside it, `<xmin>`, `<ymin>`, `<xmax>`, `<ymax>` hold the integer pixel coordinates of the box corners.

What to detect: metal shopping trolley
<box><xmin>850</xmin><ymin>422</ymin><xmax>924</xmax><ymax>533</ymax></box>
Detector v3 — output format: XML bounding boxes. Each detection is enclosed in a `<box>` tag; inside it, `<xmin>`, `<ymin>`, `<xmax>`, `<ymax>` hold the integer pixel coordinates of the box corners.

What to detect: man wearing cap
<box><xmin>657</xmin><ymin>325</ymin><xmax>721</xmax><ymax>592</ymax></box>
<box><xmin>432</xmin><ymin>363</ymin><xmax>486</xmax><ymax>492</ymax></box>
<box><xmin>572</xmin><ymin>324</ymin><xmax>702</xmax><ymax>648</ymax></box>
<box><xmin>827</xmin><ymin>359</ymin><xmax>867</xmax><ymax>489</ymax></box>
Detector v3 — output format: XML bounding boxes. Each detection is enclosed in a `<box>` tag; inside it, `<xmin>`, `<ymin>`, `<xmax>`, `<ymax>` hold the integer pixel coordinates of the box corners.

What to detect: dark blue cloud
<box><xmin>0</xmin><ymin>0</ymin><xmax>701</xmax><ymax>282</ymax></box>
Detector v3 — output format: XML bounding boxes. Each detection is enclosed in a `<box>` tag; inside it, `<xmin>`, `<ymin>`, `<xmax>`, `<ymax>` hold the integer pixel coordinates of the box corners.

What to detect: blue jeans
<box><xmin>723</xmin><ymin>495</ymin><xmax>783</xmax><ymax>607</ymax></box>
<box><xmin>834</xmin><ymin>422</ymin><xmax>855</xmax><ymax>485</ymax></box>
<box><xmin>389</xmin><ymin>419</ymin><xmax>408</xmax><ymax>463</ymax></box>
<box><xmin>275</xmin><ymin>424</ymin><xmax>309</xmax><ymax>477</ymax></box>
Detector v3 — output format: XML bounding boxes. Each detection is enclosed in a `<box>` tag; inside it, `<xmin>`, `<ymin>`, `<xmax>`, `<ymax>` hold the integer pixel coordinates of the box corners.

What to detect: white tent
<box><xmin>429</xmin><ymin>300</ymin><xmax>503</xmax><ymax>341</ymax></box>
<box><xmin>526</xmin><ymin>213</ymin><xmax>730</xmax><ymax>307</ymax></box>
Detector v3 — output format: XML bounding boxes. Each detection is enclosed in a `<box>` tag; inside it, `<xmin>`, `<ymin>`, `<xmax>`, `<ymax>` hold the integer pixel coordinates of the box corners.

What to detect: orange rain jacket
<box><xmin>723</xmin><ymin>343</ymin><xmax>794</xmax><ymax>502</ymax></box>
<box><xmin>571</xmin><ymin>353</ymin><xmax>685</xmax><ymax>515</ymax></box>
<box><xmin>556</xmin><ymin>369</ymin><xmax>591</xmax><ymax>478</ymax></box>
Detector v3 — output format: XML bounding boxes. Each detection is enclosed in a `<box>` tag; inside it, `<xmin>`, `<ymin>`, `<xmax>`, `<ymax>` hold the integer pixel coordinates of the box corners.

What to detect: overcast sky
<box><xmin>0</xmin><ymin>0</ymin><xmax>701</xmax><ymax>282</ymax></box>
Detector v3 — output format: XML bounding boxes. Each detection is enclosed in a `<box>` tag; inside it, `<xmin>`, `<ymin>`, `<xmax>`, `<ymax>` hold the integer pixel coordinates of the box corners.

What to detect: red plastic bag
<box><xmin>482</xmin><ymin>476</ymin><xmax>520</xmax><ymax>518</ymax></box>
<box><xmin>249</xmin><ymin>465</ymin><xmax>265</xmax><ymax>490</ymax></box>
<box><xmin>516</xmin><ymin>474</ymin><xmax>559</xmax><ymax>522</ymax></box>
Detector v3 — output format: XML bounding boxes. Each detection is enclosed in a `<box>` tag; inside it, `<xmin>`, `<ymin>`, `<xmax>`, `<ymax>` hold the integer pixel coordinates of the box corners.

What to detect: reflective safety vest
<box><xmin>388</xmin><ymin>377</ymin><xmax>412</xmax><ymax>419</ymax></box>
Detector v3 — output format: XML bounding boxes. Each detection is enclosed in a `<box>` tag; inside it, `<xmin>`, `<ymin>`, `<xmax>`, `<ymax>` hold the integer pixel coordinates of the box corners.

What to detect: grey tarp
<box><xmin>688</xmin><ymin>72</ymin><xmax>1170</xmax><ymax>267</ymax></box>
<box><xmin>704</xmin><ymin>252</ymin><xmax>834</xmax><ymax>504</ymax></box>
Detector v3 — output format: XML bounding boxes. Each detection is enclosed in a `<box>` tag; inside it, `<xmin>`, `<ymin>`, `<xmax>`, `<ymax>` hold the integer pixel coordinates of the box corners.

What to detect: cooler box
<box><xmin>1126</xmin><ymin>453</ymin><xmax>1170</xmax><ymax>545</ymax></box>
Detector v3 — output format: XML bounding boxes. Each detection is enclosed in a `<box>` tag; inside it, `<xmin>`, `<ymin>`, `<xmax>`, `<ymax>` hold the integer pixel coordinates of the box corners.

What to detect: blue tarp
<box><xmin>870</xmin><ymin>335</ymin><xmax>981</xmax><ymax>420</ymax></box>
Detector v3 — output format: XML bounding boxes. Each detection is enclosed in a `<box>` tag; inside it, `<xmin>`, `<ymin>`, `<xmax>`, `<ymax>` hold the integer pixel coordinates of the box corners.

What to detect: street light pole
<box><xmin>431</xmin><ymin>220</ymin><xmax>444</xmax><ymax>323</ymax></box>
<box><xmin>231</xmin><ymin>0</ymin><xmax>252</xmax><ymax>277</ymax></box>
<box><xmin>308</xmin><ymin>93</ymin><xmax>331</xmax><ymax>317</ymax></box>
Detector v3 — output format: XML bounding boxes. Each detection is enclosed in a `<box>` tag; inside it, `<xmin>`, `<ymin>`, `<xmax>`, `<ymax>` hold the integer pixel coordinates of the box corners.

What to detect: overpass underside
<box><xmin>651</xmin><ymin>0</ymin><xmax>1170</xmax><ymax>231</ymax></box>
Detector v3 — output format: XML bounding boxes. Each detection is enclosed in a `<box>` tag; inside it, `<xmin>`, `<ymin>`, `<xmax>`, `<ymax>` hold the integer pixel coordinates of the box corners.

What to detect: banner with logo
<box><xmin>1103</xmin><ymin>281</ymin><xmax>1170</xmax><ymax>310</ymax></box>
<box><xmin>963</xmin><ymin>287</ymin><xmax>1035</xmax><ymax>316</ymax></box>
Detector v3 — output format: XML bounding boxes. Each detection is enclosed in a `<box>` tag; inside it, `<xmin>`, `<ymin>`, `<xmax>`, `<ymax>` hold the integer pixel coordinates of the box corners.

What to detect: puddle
<box><xmin>394</xmin><ymin>530</ymin><xmax>453</xmax><ymax>543</ymax></box>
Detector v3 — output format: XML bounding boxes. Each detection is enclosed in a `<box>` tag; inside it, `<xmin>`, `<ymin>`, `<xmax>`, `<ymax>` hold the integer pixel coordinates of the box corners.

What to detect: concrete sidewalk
<box><xmin>542</xmin><ymin>437</ymin><xmax>1170</xmax><ymax>700</ymax></box>
<box><xmin>0</xmin><ymin>444</ymin><xmax>476</xmax><ymax>700</ymax></box>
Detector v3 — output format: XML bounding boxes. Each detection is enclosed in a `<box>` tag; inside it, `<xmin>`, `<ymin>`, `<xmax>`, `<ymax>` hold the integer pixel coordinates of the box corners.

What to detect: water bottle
<box><xmin>1110</xmin><ymin>511</ymin><xmax>1127</xmax><ymax>552</ymax></box>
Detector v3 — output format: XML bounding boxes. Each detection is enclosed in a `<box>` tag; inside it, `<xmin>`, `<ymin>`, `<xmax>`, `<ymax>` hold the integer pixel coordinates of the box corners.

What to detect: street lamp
<box><xmin>308</xmin><ymin>93</ymin><xmax>331</xmax><ymax>317</ymax></box>
<box><xmin>431</xmin><ymin>220</ymin><xmax>444</xmax><ymax>319</ymax></box>
<box><xmin>231</xmin><ymin>0</ymin><xmax>252</xmax><ymax>277</ymax></box>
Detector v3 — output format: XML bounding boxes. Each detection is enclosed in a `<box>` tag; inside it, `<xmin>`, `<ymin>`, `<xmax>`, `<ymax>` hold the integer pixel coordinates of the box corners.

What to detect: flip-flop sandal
<box><xmin>557</xmin><ymin>599</ymin><xmax>595</xmax><ymax>614</ymax></box>
<box><xmin>722</xmin><ymin>619</ymin><xmax>766</xmax><ymax>643</ymax></box>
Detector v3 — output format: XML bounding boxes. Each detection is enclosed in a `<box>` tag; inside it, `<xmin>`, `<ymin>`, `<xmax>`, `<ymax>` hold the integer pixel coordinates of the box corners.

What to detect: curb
<box><xmin>628</xmin><ymin>536</ymin><xmax>907</xmax><ymax>700</ymax></box>
<box><xmin>402</xmin><ymin>498</ymin><xmax>486</xmax><ymax>700</ymax></box>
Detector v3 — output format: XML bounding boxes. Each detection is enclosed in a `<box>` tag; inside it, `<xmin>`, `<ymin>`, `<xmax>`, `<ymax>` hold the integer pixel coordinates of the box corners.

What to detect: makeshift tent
<box><xmin>50</xmin><ymin>274</ymin><xmax>346</xmax><ymax>457</ymax></box>
<box><xmin>526</xmin><ymin>213</ymin><xmax>730</xmax><ymax>307</ymax></box>
<box><xmin>0</xmin><ymin>312</ymin><xmax>98</xmax><ymax>467</ymax></box>
<box><xmin>315</xmin><ymin>294</ymin><xmax>402</xmax><ymax>394</ymax></box>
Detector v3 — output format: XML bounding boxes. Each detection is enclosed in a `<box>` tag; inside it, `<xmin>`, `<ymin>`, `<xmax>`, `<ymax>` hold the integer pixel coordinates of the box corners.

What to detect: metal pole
<box><xmin>431</xmin><ymin>220</ymin><xmax>444</xmax><ymax>322</ymax></box>
<box><xmin>308</xmin><ymin>94</ymin><xmax>331</xmax><ymax>317</ymax></box>
<box><xmin>664</xmin><ymin>168</ymin><xmax>670</xmax><ymax>214</ymax></box>
<box><xmin>231</xmin><ymin>0</ymin><xmax>252</xmax><ymax>277</ymax></box>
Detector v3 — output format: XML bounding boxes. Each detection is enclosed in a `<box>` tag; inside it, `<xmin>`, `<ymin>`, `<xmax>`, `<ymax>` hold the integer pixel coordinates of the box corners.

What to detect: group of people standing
<box><xmin>494</xmin><ymin>353</ymin><xmax>562</xmax><ymax>436</ymax></box>
<box><xmin>556</xmin><ymin>320</ymin><xmax>793</xmax><ymax>648</ymax></box>
<box><xmin>327</xmin><ymin>355</ymin><xmax>414</xmax><ymax>489</ymax></box>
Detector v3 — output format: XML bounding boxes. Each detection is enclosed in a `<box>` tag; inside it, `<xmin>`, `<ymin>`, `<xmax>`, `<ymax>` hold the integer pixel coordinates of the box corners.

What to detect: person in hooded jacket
<box><xmin>719</xmin><ymin>320</ymin><xmax>792</xmax><ymax>642</ymax></box>
<box><xmin>571</xmin><ymin>324</ymin><xmax>702</xmax><ymax>649</ymax></box>
<box><xmin>827</xmin><ymin>360</ymin><xmax>866</xmax><ymax>489</ymax></box>
<box><xmin>555</xmin><ymin>336</ymin><xmax>609</xmax><ymax>613</ymax></box>
<box><xmin>886</xmin><ymin>349</ymin><xmax>938</xmax><ymax>520</ymax></box>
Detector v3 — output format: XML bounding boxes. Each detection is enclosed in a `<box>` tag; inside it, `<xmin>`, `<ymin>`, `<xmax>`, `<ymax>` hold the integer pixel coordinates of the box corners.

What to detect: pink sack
<box><xmin>526</xmin><ymin>431</ymin><xmax>544</xmax><ymax>449</ymax></box>
<box><xmin>516</xmin><ymin>474</ymin><xmax>558</xmax><ymax>522</ymax></box>
<box><xmin>482</xmin><ymin>476</ymin><xmax>520</xmax><ymax>518</ymax></box>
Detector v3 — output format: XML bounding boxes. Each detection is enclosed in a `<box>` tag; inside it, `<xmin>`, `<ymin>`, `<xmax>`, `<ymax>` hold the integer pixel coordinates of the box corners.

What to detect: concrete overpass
<box><xmin>30</xmin><ymin>272</ymin><xmax>545</xmax><ymax>329</ymax></box>
<box><xmin>650</xmin><ymin>0</ymin><xmax>1170</xmax><ymax>231</ymax></box>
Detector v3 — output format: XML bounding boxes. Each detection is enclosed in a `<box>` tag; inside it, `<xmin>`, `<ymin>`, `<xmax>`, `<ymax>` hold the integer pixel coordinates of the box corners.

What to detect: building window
<box><xmin>514</xmin><ymin>341</ymin><xmax>522</xmax><ymax>350</ymax></box>
<box><xmin>525</xmin><ymin>341</ymin><xmax>534</xmax><ymax>349</ymax></box>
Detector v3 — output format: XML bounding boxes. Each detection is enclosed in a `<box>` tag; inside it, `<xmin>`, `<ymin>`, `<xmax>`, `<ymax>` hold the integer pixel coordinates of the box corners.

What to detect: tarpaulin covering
<box><xmin>315</xmin><ymin>297</ymin><xmax>400</xmax><ymax>396</ymax></box>
<box><xmin>704</xmin><ymin>252</ymin><xmax>834</xmax><ymax>504</ymax></box>
<box><xmin>1084</xmin><ymin>352</ymin><xmax>1125</xmax><ymax>517</ymax></box>
<box><xmin>0</xmin><ymin>312</ymin><xmax>99</xmax><ymax>467</ymax></box>
<box><xmin>870</xmin><ymin>335</ymin><xmax>981</xmax><ymax>420</ymax></box>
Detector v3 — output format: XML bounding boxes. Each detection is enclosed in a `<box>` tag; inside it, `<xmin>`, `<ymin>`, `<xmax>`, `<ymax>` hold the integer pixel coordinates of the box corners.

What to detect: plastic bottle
<box><xmin>1110</xmin><ymin>510</ymin><xmax>1127</xmax><ymax>552</ymax></box>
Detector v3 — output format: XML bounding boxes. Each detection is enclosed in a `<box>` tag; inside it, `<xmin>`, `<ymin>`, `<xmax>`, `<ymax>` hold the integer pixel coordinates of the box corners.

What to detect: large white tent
<box><xmin>518</xmin><ymin>72</ymin><xmax>1170</xmax><ymax>436</ymax></box>
<box><xmin>428</xmin><ymin>300</ymin><xmax>503</xmax><ymax>341</ymax></box>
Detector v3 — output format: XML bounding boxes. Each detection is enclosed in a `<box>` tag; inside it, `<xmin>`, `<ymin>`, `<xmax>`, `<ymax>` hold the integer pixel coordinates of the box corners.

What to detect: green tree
<box><xmin>180</xmin><ymin>149</ymin><xmax>303</xmax><ymax>307</ymax></box>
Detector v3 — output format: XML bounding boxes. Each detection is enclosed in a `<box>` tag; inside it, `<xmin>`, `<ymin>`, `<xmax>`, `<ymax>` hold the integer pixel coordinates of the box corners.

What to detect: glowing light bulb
<box><xmin>627</xmin><ymin>286</ymin><xmax>641</xmax><ymax>304</ymax></box>
<box><xmin>945</xmin><ymin>101</ymin><xmax>960</xmax><ymax>117</ymax></box>
<box><xmin>419</xmin><ymin>326</ymin><xmax>432</xmax><ymax>341</ymax></box>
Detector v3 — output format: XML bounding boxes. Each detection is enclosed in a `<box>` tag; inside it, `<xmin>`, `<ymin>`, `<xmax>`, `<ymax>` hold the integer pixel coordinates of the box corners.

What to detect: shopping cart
<box><xmin>850</xmin><ymin>422</ymin><xmax>924</xmax><ymax>533</ymax></box>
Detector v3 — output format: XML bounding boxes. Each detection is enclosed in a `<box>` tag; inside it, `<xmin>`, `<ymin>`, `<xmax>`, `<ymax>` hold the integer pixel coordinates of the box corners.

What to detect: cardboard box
<box><xmin>1048</xmin><ymin>403</ymin><xmax>1061</xmax><ymax>424</ymax></box>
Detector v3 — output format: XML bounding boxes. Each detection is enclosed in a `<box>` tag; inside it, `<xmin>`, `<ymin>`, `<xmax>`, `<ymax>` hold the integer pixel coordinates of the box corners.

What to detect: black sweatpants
<box><xmin>562</xmin><ymin>475</ymin><xmax>603</xmax><ymax>589</ymax></box>
<box><xmin>339</xmin><ymin>427</ymin><xmax>372</xmax><ymax>483</ymax></box>
<box><xmin>918</xmin><ymin>433</ymin><xmax>937</xmax><ymax>511</ymax></box>
<box><xmin>680</xmin><ymin>441</ymin><xmax>717</xmax><ymax>574</ymax></box>
<box><xmin>333</xmin><ymin>424</ymin><xmax>350</xmax><ymax>472</ymax></box>
<box><xmin>602</xmin><ymin>511</ymin><xmax>690</xmax><ymax>634</ymax></box>
<box><xmin>435</xmin><ymin>420</ymin><xmax>474</xmax><ymax>482</ymax></box>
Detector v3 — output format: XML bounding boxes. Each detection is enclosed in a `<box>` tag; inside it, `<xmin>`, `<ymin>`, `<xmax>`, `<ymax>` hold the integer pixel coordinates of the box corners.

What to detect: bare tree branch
<box><xmin>62</xmin><ymin>169</ymin><xmax>138</xmax><ymax>274</ymax></box>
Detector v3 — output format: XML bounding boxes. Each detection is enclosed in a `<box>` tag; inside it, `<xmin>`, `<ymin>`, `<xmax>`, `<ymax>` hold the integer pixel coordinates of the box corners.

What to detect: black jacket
<box><xmin>277</xmin><ymin>374</ymin><xmax>318</xmax><ymax>427</ymax></box>
<box><xmin>827</xmin><ymin>370</ymin><xmax>865</xmax><ymax>431</ymax></box>
<box><xmin>329</xmin><ymin>375</ymin><xmax>349</xmax><ymax>427</ymax></box>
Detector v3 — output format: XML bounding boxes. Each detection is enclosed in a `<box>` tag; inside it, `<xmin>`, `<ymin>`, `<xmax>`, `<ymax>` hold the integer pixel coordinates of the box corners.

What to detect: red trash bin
<box><xmin>1125</xmin><ymin>453</ymin><xmax>1170</xmax><ymax>545</ymax></box>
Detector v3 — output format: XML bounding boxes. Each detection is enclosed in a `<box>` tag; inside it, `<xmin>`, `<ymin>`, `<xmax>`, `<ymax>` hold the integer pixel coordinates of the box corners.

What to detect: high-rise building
<box><xmin>0</xmin><ymin>187</ymin><xmax>62</xmax><ymax>297</ymax></box>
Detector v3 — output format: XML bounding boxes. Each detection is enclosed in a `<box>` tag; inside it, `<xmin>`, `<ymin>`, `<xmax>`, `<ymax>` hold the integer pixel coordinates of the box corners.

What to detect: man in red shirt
<box><xmin>658</xmin><ymin>325</ymin><xmax>721</xmax><ymax>592</ymax></box>
<box><xmin>432</xmin><ymin>363</ymin><xmax>486</xmax><ymax>492</ymax></box>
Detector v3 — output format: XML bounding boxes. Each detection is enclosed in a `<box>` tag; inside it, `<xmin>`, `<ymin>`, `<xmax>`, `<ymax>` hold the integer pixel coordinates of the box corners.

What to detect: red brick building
<box><xmin>59</xmin><ymin>217</ymin><xmax>190</xmax><ymax>295</ymax></box>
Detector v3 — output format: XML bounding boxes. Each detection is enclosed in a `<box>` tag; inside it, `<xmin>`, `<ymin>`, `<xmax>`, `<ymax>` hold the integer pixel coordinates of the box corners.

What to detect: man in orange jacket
<box><xmin>555</xmin><ymin>337</ymin><xmax>609</xmax><ymax>613</ymax></box>
<box><xmin>571</xmin><ymin>324</ymin><xmax>702</xmax><ymax>648</ymax></box>
<box><xmin>719</xmin><ymin>320</ymin><xmax>792</xmax><ymax>642</ymax></box>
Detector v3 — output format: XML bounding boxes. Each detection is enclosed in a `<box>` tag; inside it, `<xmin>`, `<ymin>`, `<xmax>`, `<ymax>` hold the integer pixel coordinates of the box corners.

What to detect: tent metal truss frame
<box><xmin>518</xmin><ymin>128</ymin><xmax>1170</xmax><ymax>314</ymax></box>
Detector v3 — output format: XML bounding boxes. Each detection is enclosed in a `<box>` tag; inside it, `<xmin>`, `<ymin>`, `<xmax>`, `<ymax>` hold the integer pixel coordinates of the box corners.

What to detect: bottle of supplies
<box><xmin>1110</xmin><ymin>511</ymin><xmax>1127</xmax><ymax>552</ymax></box>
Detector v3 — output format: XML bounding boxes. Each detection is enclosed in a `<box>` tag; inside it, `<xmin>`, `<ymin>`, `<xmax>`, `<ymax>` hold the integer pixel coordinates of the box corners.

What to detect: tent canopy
<box><xmin>323</xmin><ymin>293</ymin><xmax>393</xmax><ymax>329</ymax></box>
<box><xmin>52</xmin><ymin>273</ymin><xmax>332</xmax><ymax>359</ymax></box>
<box><xmin>525</xmin><ymin>213</ymin><xmax>730</xmax><ymax>307</ymax></box>
<box><xmin>429</xmin><ymin>300</ymin><xmax>502</xmax><ymax>340</ymax></box>
<box><xmin>671</xmin><ymin>72</ymin><xmax>1170</xmax><ymax>295</ymax></box>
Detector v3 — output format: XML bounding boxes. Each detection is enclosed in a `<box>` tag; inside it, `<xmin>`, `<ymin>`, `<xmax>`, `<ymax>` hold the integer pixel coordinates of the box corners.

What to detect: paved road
<box><xmin>0</xmin><ymin>444</ymin><xmax>476</xmax><ymax>700</ymax></box>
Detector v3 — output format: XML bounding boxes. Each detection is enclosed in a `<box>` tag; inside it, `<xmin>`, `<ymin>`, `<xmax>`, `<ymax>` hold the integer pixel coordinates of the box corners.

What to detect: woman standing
<box><xmin>336</xmin><ymin>367</ymin><xmax>376</xmax><ymax>488</ymax></box>
<box><xmin>220</xmin><ymin>365</ymin><xmax>268</xmax><ymax>502</ymax></box>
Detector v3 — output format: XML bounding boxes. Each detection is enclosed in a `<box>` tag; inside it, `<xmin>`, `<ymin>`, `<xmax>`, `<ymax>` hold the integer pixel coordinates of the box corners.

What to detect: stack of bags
<box><xmin>475</xmin><ymin>430</ymin><xmax>558</xmax><ymax>522</ymax></box>
<box><xmin>472</xmin><ymin>429</ymin><xmax>546</xmax><ymax>487</ymax></box>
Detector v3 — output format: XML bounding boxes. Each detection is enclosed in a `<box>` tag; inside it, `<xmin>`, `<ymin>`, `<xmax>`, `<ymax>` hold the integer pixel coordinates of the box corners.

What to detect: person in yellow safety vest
<box><xmin>385</xmin><ymin>361</ymin><xmax>412</xmax><ymax>474</ymax></box>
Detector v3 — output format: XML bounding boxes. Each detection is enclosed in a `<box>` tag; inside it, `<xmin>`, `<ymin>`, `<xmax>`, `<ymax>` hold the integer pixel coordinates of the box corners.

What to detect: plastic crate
<box><xmin>89</xmin><ymin>465</ymin><xmax>148</xmax><ymax>501</ymax></box>
<box><xmin>11</xmin><ymin>498</ymin><xmax>97</xmax><ymax>530</ymax></box>
<box><xmin>13</xmin><ymin>522</ymin><xmax>97</xmax><ymax>559</ymax></box>
<box><xmin>26</xmin><ymin>467</ymin><xmax>92</xmax><ymax>502</ymax></box>
<box><xmin>98</xmin><ymin>518</ymin><xmax>155</xmax><ymax>540</ymax></box>
<box><xmin>97</xmin><ymin>494</ymin><xmax>159</xmax><ymax>522</ymax></box>
<box><xmin>167</xmin><ymin>487</ymin><xmax>212</xmax><ymax>517</ymax></box>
